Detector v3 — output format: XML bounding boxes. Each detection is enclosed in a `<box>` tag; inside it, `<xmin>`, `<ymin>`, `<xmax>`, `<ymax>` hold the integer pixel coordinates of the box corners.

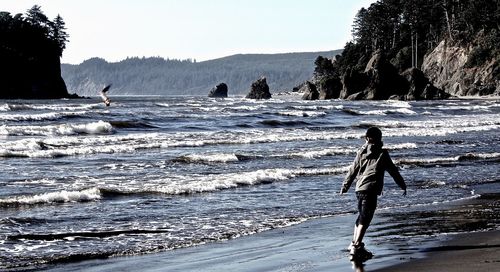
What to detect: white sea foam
<box><xmin>0</xmin><ymin>104</ymin><xmax>10</xmax><ymax>111</ymax></box>
<box><xmin>152</xmin><ymin>168</ymin><xmax>297</xmax><ymax>195</ymax></box>
<box><xmin>277</xmin><ymin>110</ymin><xmax>327</xmax><ymax>117</ymax></box>
<box><xmin>289</xmin><ymin>143</ymin><xmax>417</xmax><ymax>159</ymax></box>
<box><xmin>181</xmin><ymin>153</ymin><xmax>240</xmax><ymax>163</ymax></box>
<box><xmin>155</xmin><ymin>103</ymin><xmax>170</xmax><ymax>107</ymax></box>
<box><xmin>0</xmin><ymin>188</ymin><xmax>101</xmax><ymax>205</ymax></box>
<box><xmin>0</xmin><ymin>121</ymin><xmax>113</xmax><ymax>136</ymax></box>
<box><xmin>362</xmin><ymin>108</ymin><xmax>417</xmax><ymax>115</ymax></box>
<box><xmin>398</xmin><ymin>156</ymin><xmax>461</xmax><ymax>164</ymax></box>
<box><xmin>0</xmin><ymin>111</ymin><xmax>88</xmax><ymax>121</ymax></box>
<box><xmin>1</xmin><ymin>103</ymin><xmax>99</xmax><ymax>111</ymax></box>
<box><xmin>0</xmin><ymin>113</ymin><xmax>497</xmax><ymax>158</ymax></box>
<box><xmin>433</xmin><ymin>105</ymin><xmax>494</xmax><ymax>111</ymax></box>
<box><xmin>385</xmin><ymin>143</ymin><xmax>418</xmax><ymax>150</ymax></box>
<box><xmin>124</xmin><ymin>166</ymin><xmax>351</xmax><ymax>196</ymax></box>
<box><xmin>384</xmin><ymin>124</ymin><xmax>500</xmax><ymax>138</ymax></box>
<box><xmin>69</xmin><ymin>121</ymin><xmax>113</xmax><ymax>135</ymax></box>
<box><xmin>0</xmin><ymin>134</ymin><xmax>147</xmax><ymax>158</ymax></box>
<box><xmin>397</xmin><ymin>152</ymin><xmax>500</xmax><ymax>165</ymax></box>
<box><xmin>381</xmin><ymin>100</ymin><xmax>413</xmax><ymax>108</ymax></box>
<box><xmin>289</xmin><ymin>105</ymin><xmax>344</xmax><ymax>111</ymax></box>
<box><xmin>461</xmin><ymin>152</ymin><xmax>500</xmax><ymax>159</ymax></box>
<box><xmin>232</xmin><ymin>105</ymin><xmax>267</xmax><ymax>111</ymax></box>
<box><xmin>365</xmin><ymin>113</ymin><xmax>500</xmax><ymax>137</ymax></box>
<box><xmin>289</xmin><ymin>147</ymin><xmax>355</xmax><ymax>159</ymax></box>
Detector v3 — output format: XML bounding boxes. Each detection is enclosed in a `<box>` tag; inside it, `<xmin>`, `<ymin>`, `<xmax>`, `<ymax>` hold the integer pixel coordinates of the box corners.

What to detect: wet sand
<box><xmin>45</xmin><ymin>188</ymin><xmax>500</xmax><ymax>272</ymax></box>
<box><xmin>375</xmin><ymin>229</ymin><xmax>500</xmax><ymax>272</ymax></box>
<box><xmin>373</xmin><ymin>185</ymin><xmax>500</xmax><ymax>272</ymax></box>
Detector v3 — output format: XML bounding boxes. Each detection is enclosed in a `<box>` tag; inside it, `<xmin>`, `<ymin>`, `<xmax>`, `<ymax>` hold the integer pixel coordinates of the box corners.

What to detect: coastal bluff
<box><xmin>0</xmin><ymin>7</ymin><xmax>73</xmax><ymax>99</ymax></box>
<box><xmin>298</xmin><ymin>0</ymin><xmax>498</xmax><ymax>101</ymax></box>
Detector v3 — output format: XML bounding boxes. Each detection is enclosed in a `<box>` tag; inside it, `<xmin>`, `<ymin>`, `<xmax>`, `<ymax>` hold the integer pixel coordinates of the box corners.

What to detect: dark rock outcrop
<box><xmin>392</xmin><ymin>68</ymin><xmax>450</xmax><ymax>100</ymax></box>
<box><xmin>208</xmin><ymin>83</ymin><xmax>228</xmax><ymax>97</ymax></box>
<box><xmin>292</xmin><ymin>81</ymin><xmax>307</xmax><ymax>93</ymax></box>
<box><xmin>246</xmin><ymin>77</ymin><xmax>271</xmax><ymax>99</ymax></box>
<box><xmin>301</xmin><ymin>81</ymin><xmax>319</xmax><ymax>100</ymax></box>
<box><xmin>361</xmin><ymin>51</ymin><xmax>407</xmax><ymax>99</ymax></box>
<box><xmin>0</xmin><ymin>8</ymin><xmax>73</xmax><ymax>99</ymax></box>
<box><xmin>317</xmin><ymin>76</ymin><xmax>342</xmax><ymax>99</ymax></box>
<box><xmin>1</xmin><ymin>51</ymin><xmax>71</xmax><ymax>99</ymax></box>
<box><xmin>337</xmin><ymin>51</ymin><xmax>445</xmax><ymax>101</ymax></box>
<box><xmin>340</xmin><ymin>68</ymin><xmax>370</xmax><ymax>99</ymax></box>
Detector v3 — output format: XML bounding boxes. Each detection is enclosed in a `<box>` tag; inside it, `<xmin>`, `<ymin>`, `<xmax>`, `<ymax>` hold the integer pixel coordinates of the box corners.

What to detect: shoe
<box><xmin>356</xmin><ymin>246</ymin><xmax>373</xmax><ymax>258</ymax></box>
<box><xmin>349</xmin><ymin>242</ymin><xmax>362</xmax><ymax>255</ymax></box>
<box><xmin>350</xmin><ymin>243</ymin><xmax>373</xmax><ymax>258</ymax></box>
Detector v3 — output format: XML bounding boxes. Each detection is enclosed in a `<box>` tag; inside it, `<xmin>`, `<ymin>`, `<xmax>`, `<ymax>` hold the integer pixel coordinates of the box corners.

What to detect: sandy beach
<box><xmin>376</xmin><ymin>230</ymin><xmax>500</xmax><ymax>272</ymax></box>
<box><xmin>43</xmin><ymin>184</ymin><xmax>500</xmax><ymax>272</ymax></box>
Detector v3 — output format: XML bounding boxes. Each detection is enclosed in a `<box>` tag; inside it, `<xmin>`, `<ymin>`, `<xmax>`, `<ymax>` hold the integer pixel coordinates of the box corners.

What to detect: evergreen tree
<box><xmin>0</xmin><ymin>5</ymin><xmax>70</xmax><ymax>98</ymax></box>
<box><xmin>335</xmin><ymin>0</ymin><xmax>498</xmax><ymax>76</ymax></box>
<box><xmin>51</xmin><ymin>15</ymin><xmax>69</xmax><ymax>56</ymax></box>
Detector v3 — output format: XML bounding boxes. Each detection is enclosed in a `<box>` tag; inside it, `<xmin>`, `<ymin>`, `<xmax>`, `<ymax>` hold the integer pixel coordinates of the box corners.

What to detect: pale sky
<box><xmin>1</xmin><ymin>0</ymin><xmax>376</xmax><ymax>64</ymax></box>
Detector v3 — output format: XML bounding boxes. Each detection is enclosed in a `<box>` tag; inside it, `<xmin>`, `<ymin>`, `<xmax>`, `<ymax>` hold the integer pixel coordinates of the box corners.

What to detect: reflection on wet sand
<box><xmin>361</xmin><ymin>191</ymin><xmax>500</xmax><ymax>271</ymax></box>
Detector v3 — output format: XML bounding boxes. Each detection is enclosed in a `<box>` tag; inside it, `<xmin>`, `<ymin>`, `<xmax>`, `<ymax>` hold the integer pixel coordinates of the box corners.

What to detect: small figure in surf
<box><xmin>100</xmin><ymin>84</ymin><xmax>112</xmax><ymax>106</ymax></box>
<box><xmin>340</xmin><ymin>127</ymin><xmax>407</xmax><ymax>259</ymax></box>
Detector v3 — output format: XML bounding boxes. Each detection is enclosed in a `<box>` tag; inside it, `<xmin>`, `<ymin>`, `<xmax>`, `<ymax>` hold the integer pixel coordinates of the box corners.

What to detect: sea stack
<box><xmin>246</xmin><ymin>76</ymin><xmax>271</xmax><ymax>99</ymax></box>
<box><xmin>301</xmin><ymin>81</ymin><xmax>319</xmax><ymax>100</ymax></box>
<box><xmin>208</xmin><ymin>83</ymin><xmax>228</xmax><ymax>98</ymax></box>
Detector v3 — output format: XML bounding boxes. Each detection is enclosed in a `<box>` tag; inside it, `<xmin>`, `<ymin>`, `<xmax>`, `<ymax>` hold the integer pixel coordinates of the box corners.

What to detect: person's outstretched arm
<box><xmin>384</xmin><ymin>151</ymin><xmax>407</xmax><ymax>195</ymax></box>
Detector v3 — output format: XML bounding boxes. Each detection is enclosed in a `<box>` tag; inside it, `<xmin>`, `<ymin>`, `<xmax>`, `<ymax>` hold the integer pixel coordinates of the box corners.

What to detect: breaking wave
<box><xmin>0</xmin><ymin>188</ymin><xmax>101</xmax><ymax>207</ymax></box>
<box><xmin>277</xmin><ymin>110</ymin><xmax>328</xmax><ymax>117</ymax></box>
<box><xmin>397</xmin><ymin>152</ymin><xmax>500</xmax><ymax>166</ymax></box>
<box><xmin>342</xmin><ymin>108</ymin><xmax>417</xmax><ymax>115</ymax></box>
<box><xmin>0</xmin><ymin>111</ymin><xmax>89</xmax><ymax>121</ymax></box>
<box><xmin>174</xmin><ymin>153</ymin><xmax>240</xmax><ymax>163</ymax></box>
<box><xmin>0</xmin><ymin>166</ymin><xmax>350</xmax><ymax>207</ymax></box>
<box><xmin>0</xmin><ymin>121</ymin><xmax>113</xmax><ymax>136</ymax></box>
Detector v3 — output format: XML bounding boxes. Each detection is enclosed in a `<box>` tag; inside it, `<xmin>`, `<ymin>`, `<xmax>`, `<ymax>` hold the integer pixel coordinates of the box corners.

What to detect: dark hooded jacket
<box><xmin>341</xmin><ymin>142</ymin><xmax>406</xmax><ymax>195</ymax></box>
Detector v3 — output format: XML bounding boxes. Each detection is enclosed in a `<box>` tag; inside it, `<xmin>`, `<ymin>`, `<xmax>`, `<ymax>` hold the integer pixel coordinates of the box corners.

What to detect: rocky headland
<box><xmin>298</xmin><ymin>0</ymin><xmax>498</xmax><ymax>101</ymax></box>
<box><xmin>0</xmin><ymin>6</ymin><xmax>76</xmax><ymax>99</ymax></box>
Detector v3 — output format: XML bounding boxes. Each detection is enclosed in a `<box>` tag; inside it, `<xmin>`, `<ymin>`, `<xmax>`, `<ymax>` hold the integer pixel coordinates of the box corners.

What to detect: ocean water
<box><xmin>0</xmin><ymin>95</ymin><xmax>499</xmax><ymax>270</ymax></box>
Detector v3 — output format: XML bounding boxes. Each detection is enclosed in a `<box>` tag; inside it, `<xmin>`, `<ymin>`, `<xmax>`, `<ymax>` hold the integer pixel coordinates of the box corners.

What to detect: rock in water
<box><xmin>397</xmin><ymin>68</ymin><xmax>449</xmax><ymax>100</ymax></box>
<box><xmin>208</xmin><ymin>83</ymin><xmax>228</xmax><ymax>98</ymax></box>
<box><xmin>301</xmin><ymin>81</ymin><xmax>319</xmax><ymax>100</ymax></box>
<box><xmin>317</xmin><ymin>76</ymin><xmax>342</xmax><ymax>99</ymax></box>
<box><xmin>246</xmin><ymin>77</ymin><xmax>271</xmax><ymax>99</ymax></box>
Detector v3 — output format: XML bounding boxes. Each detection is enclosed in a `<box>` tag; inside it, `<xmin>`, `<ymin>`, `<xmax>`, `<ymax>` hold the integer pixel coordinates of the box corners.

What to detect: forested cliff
<box><xmin>306</xmin><ymin>0</ymin><xmax>499</xmax><ymax>100</ymax></box>
<box><xmin>61</xmin><ymin>50</ymin><xmax>341</xmax><ymax>96</ymax></box>
<box><xmin>0</xmin><ymin>6</ymin><xmax>72</xmax><ymax>99</ymax></box>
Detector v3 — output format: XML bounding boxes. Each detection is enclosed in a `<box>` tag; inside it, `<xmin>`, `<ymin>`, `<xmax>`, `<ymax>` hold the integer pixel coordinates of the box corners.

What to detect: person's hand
<box><xmin>402</xmin><ymin>189</ymin><xmax>407</xmax><ymax>196</ymax></box>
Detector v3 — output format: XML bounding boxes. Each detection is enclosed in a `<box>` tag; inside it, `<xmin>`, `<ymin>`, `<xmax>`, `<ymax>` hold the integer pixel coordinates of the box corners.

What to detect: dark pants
<box><xmin>355</xmin><ymin>192</ymin><xmax>378</xmax><ymax>226</ymax></box>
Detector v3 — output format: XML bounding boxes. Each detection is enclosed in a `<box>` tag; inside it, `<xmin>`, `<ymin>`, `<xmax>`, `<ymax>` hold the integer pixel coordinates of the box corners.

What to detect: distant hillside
<box><xmin>61</xmin><ymin>50</ymin><xmax>342</xmax><ymax>96</ymax></box>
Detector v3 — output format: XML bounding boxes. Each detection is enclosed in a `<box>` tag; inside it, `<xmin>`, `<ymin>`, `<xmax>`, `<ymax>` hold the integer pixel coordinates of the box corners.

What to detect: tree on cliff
<box><xmin>51</xmin><ymin>15</ymin><xmax>69</xmax><ymax>56</ymax></box>
<box><xmin>333</xmin><ymin>0</ymin><xmax>499</xmax><ymax>75</ymax></box>
<box><xmin>0</xmin><ymin>5</ymin><xmax>70</xmax><ymax>98</ymax></box>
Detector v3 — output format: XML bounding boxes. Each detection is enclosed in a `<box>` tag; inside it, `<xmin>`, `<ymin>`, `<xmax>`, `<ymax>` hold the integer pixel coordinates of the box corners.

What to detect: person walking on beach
<box><xmin>340</xmin><ymin>126</ymin><xmax>407</xmax><ymax>258</ymax></box>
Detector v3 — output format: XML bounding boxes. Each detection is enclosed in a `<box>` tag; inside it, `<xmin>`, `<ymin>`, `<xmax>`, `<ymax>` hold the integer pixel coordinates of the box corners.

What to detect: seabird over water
<box><xmin>100</xmin><ymin>84</ymin><xmax>112</xmax><ymax>106</ymax></box>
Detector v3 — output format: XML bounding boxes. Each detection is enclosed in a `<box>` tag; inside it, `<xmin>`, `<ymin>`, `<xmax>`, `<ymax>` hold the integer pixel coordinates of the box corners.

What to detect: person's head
<box><xmin>365</xmin><ymin>127</ymin><xmax>382</xmax><ymax>144</ymax></box>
